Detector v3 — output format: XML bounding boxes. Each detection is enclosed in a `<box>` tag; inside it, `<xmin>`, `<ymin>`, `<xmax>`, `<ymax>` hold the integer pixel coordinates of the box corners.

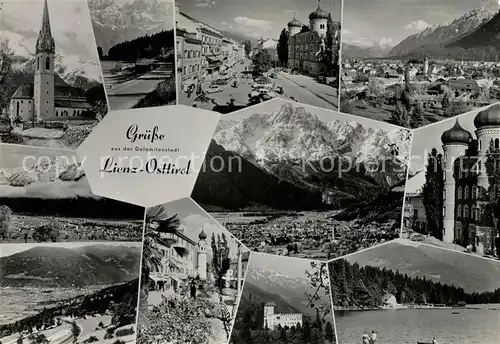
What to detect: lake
<box><xmin>335</xmin><ymin>307</ymin><xmax>500</xmax><ymax>344</ymax></box>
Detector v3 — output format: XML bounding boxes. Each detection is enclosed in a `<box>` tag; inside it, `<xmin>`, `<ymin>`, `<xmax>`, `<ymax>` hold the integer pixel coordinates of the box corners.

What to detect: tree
<box><xmin>325</xmin><ymin>321</ymin><xmax>335</xmax><ymax>342</ymax></box>
<box><xmin>0</xmin><ymin>205</ymin><xmax>13</xmax><ymax>241</ymax></box>
<box><xmin>410</xmin><ymin>101</ymin><xmax>426</xmax><ymax>128</ymax></box>
<box><xmin>277</xmin><ymin>29</ymin><xmax>289</xmax><ymax>67</ymax></box>
<box><xmin>244</xmin><ymin>40</ymin><xmax>252</xmax><ymax>57</ymax></box>
<box><xmin>252</xmin><ymin>50</ymin><xmax>272</xmax><ymax>74</ymax></box>
<box><xmin>300</xmin><ymin>25</ymin><xmax>310</xmax><ymax>33</ymax></box>
<box><xmin>320</xmin><ymin>15</ymin><xmax>340</xmax><ymax>77</ymax></box>
<box><xmin>391</xmin><ymin>101</ymin><xmax>410</xmax><ymax>128</ymax></box>
<box><xmin>97</xmin><ymin>47</ymin><xmax>104</xmax><ymax>60</ymax></box>
<box><xmin>211</xmin><ymin>233</ymin><xmax>231</xmax><ymax>291</ymax></box>
<box><xmin>485</xmin><ymin>140</ymin><xmax>500</xmax><ymax>256</ymax></box>
<box><xmin>71</xmin><ymin>322</ymin><xmax>81</xmax><ymax>343</ymax></box>
<box><xmin>366</xmin><ymin>79</ymin><xmax>384</xmax><ymax>98</ymax></box>
<box><xmin>139</xmin><ymin>206</ymin><xmax>180</xmax><ymax>317</ymax></box>
<box><xmin>0</xmin><ymin>38</ymin><xmax>14</xmax><ymax>118</ymax></box>
<box><xmin>422</xmin><ymin>148</ymin><xmax>444</xmax><ymax>240</ymax></box>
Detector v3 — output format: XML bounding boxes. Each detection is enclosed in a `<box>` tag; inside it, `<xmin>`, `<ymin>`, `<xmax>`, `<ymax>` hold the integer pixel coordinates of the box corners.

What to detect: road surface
<box><xmin>178</xmin><ymin>58</ymin><xmax>339</xmax><ymax>111</ymax></box>
<box><xmin>105</xmin><ymin>66</ymin><xmax>173</xmax><ymax>111</ymax></box>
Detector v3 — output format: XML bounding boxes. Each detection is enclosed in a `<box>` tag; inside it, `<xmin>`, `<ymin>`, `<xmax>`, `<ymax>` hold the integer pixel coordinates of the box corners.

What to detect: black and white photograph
<box><xmin>329</xmin><ymin>239</ymin><xmax>500</xmax><ymax>344</ymax></box>
<box><xmin>229</xmin><ymin>253</ymin><xmax>336</xmax><ymax>344</ymax></box>
<box><xmin>404</xmin><ymin>103</ymin><xmax>500</xmax><ymax>260</ymax></box>
<box><xmin>0</xmin><ymin>0</ymin><xmax>108</xmax><ymax>150</ymax></box>
<box><xmin>175</xmin><ymin>0</ymin><xmax>341</xmax><ymax>114</ymax></box>
<box><xmin>136</xmin><ymin>197</ymin><xmax>250</xmax><ymax>344</ymax></box>
<box><xmin>0</xmin><ymin>144</ymin><xmax>144</xmax><ymax>243</ymax></box>
<box><xmin>340</xmin><ymin>0</ymin><xmax>500</xmax><ymax>128</ymax></box>
<box><xmin>192</xmin><ymin>98</ymin><xmax>412</xmax><ymax>260</ymax></box>
<box><xmin>88</xmin><ymin>0</ymin><xmax>177</xmax><ymax>110</ymax></box>
<box><xmin>0</xmin><ymin>241</ymin><xmax>141</xmax><ymax>344</ymax></box>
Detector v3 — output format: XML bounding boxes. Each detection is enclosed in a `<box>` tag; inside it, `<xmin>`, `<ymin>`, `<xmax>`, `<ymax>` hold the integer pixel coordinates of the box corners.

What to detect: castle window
<box><xmin>464</xmin><ymin>186</ymin><xmax>469</xmax><ymax>199</ymax></box>
<box><xmin>443</xmin><ymin>189</ymin><xmax>446</xmax><ymax>200</ymax></box>
<box><xmin>495</xmin><ymin>138</ymin><xmax>500</xmax><ymax>149</ymax></box>
<box><xmin>457</xmin><ymin>186</ymin><xmax>462</xmax><ymax>199</ymax></box>
<box><xmin>443</xmin><ymin>206</ymin><xmax>446</xmax><ymax>217</ymax></box>
<box><xmin>478</xmin><ymin>139</ymin><xmax>481</xmax><ymax>151</ymax></box>
<box><xmin>457</xmin><ymin>205</ymin><xmax>462</xmax><ymax>218</ymax></box>
<box><xmin>45</xmin><ymin>56</ymin><xmax>50</xmax><ymax>70</ymax></box>
<box><xmin>464</xmin><ymin>205</ymin><xmax>469</xmax><ymax>219</ymax></box>
<box><xmin>472</xmin><ymin>206</ymin><xmax>476</xmax><ymax>221</ymax></box>
<box><xmin>472</xmin><ymin>186</ymin><xmax>477</xmax><ymax>199</ymax></box>
<box><xmin>16</xmin><ymin>102</ymin><xmax>19</xmax><ymax>117</ymax></box>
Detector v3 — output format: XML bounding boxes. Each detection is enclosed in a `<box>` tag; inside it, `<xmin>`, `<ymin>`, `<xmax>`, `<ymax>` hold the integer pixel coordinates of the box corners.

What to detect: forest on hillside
<box><xmin>105</xmin><ymin>30</ymin><xmax>175</xmax><ymax>61</ymax></box>
<box><xmin>230</xmin><ymin>291</ymin><xmax>335</xmax><ymax>344</ymax></box>
<box><xmin>329</xmin><ymin>259</ymin><xmax>500</xmax><ymax>309</ymax></box>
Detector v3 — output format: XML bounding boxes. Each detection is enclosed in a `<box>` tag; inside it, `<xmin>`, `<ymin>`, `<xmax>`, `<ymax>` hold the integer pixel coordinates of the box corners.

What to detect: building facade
<box><xmin>440</xmin><ymin>105</ymin><xmax>500</xmax><ymax>255</ymax></box>
<box><xmin>9</xmin><ymin>0</ymin><xmax>92</xmax><ymax>123</ymax></box>
<box><xmin>286</xmin><ymin>3</ymin><xmax>340</xmax><ymax>76</ymax></box>
<box><xmin>263</xmin><ymin>302</ymin><xmax>303</xmax><ymax>329</ymax></box>
<box><xmin>176</xmin><ymin>28</ymin><xmax>203</xmax><ymax>90</ymax></box>
<box><xmin>149</xmin><ymin>228</ymin><xmax>208</xmax><ymax>291</ymax></box>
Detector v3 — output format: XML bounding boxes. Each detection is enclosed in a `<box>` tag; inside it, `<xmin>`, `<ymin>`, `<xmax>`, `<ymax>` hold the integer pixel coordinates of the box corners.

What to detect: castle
<box><xmin>440</xmin><ymin>104</ymin><xmax>500</xmax><ymax>255</ymax></box>
<box><xmin>9</xmin><ymin>0</ymin><xmax>93</xmax><ymax>124</ymax></box>
<box><xmin>285</xmin><ymin>0</ymin><xmax>340</xmax><ymax>76</ymax></box>
<box><xmin>263</xmin><ymin>302</ymin><xmax>303</xmax><ymax>330</ymax></box>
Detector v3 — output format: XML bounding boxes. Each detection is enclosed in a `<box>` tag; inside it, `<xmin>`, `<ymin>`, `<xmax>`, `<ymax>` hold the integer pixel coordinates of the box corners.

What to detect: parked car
<box><xmin>206</xmin><ymin>85</ymin><xmax>222</xmax><ymax>93</ymax></box>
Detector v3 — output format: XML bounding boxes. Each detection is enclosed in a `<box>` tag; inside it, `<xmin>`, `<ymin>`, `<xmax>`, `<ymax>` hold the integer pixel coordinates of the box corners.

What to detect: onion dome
<box><xmin>287</xmin><ymin>13</ymin><xmax>302</xmax><ymax>28</ymax></box>
<box><xmin>309</xmin><ymin>2</ymin><xmax>330</xmax><ymax>21</ymax></box>
<box><xmin>441</xmin><ymin>119</ymin><xmax>472</xmax><ymax>145</ymax></box>
<box><xmin>473</xmin><ymin>103</ymin><xmax>500</xmax><ymax>129</ymax></box>
<box><xmin>199</xmin><ymin>229</ymin><xmax>207</xmax><ymax>240</ymax></box>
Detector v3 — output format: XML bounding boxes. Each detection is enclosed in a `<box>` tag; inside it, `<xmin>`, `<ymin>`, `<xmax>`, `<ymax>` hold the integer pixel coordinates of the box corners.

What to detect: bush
<box><xmin>83</xmin><ymin>336</ymin><xmax>99</xmax><ymax>343</ymax></box>
<box><xmin>115</xmin><ymin>328</ymin><xmax>134</xmax><ymax>337</ymax></box>
<box><xmin>112</xmin><ymin>341</ymin><xmax>125</xmax><ymax>344</ymax></box>
<box><xmin>98</xmin><ymin>321</ymin><xmax>104</xmax><ymax>328</ymax></box>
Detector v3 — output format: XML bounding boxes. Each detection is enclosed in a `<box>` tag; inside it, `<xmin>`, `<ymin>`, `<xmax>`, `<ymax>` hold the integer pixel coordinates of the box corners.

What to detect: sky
<box><xmin>146</xmin><ymin>198</ymin><xmax>247</xmax><ymax>259</ymax></box>
<box><xmin>222</xmin><ymin>97</ymin><xmax>403</xmax><ymax>132</ymax></box>
<box><xmin>0</xmin><ymin>0</ymin><xmax>100</xmax><ymax>61</ymax></box>
<box><xmin>177</xmin><ymin>0</ymin><xmax>342</xmax><ymax>39</ymax></box>
<box><xmin>409</xmin><ymin>105</ymin><xmax>489</xmax><ymax>173</ymax></box>
<box><xmin>342</xmin><ymin>0</ymin><xmax>500</xmax><ymax>48</ymax></box>
<box><xmin>0</xmin><ymin>241</ymin><xmax>141</xmax><ymax>258</ymax></box>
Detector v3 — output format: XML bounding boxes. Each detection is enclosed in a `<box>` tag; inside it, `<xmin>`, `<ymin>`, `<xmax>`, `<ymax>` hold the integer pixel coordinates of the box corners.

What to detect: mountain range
<box><xmin>88</xmin><ymin>0</ymin><xmax>174</xmax><ymax>55</ymax></box>
<box><xmin>193</xmin><ymin>103</ymin><xmax>410</xmax><ymax>211</ymax></box>
<box><xmin>0</xmin><ymin>245</ymin><xmax>141</xmax><ymax>288</ymax></box>
<box><xmin>246</xmin><ymin>265</ymin><xmax>329</xmax><ymax>317</ymax></box>
<box><xmin>344</xmin><ymin>7</ymin><xmax>500</xmax><ymax>60</ymax></box>
<box><xmin>345</xmin><ymin>240</ymin><xmax>500</xmax><ymax>293</ymax></box>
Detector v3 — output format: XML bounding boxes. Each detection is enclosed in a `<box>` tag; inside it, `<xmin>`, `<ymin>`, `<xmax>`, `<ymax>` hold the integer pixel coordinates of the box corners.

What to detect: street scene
<box><xmin>88</xmin><ymin>0</ymin><xmax>176</xmax><ymax>110</ymax></box>
<box><xmin>175</xmin><ymin>0</ymin><xmax>341</xmax><ymax>113</ymax></box>
<box><xmin>340</xmin><ymin>0</ymin><xmax>500</xmax><ymax>128</ymax></box>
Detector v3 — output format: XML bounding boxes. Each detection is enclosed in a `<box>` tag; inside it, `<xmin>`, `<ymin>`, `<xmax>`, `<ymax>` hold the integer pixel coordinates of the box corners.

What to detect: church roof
<box><xmin>287</xmin><ymin>14</ymin><xmax>302</xmax><ymax>28</ymax></box>
<box><xmin>11</xmin><ymin>74</ymin><xmax>88</xmax><ymax>101</ymax></box>
<box><xmin>36</xmin><ymin>0</ymin><xmax>55</xmax><ymax>54</ymax></box>
<box><xmin>474</xmin><ymin>103</ymin><xmax>500</xmax><ymax>129</ymax></box>
<box><xmin>309</xmin><ymin>2</ymin><xmax>330</xmax><ymax>20</ymax></box>
<box><xmin>441</xmin><ymin>119</ymin><xmax>472</xmax><ymax>145</ymax></box>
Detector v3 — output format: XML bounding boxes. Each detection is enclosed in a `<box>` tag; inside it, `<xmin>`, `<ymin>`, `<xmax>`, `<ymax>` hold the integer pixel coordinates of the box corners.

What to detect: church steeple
<box><xmin>36</xmin><ymin>0</ymin><xmax>55</xmax><ymax>54</ymax></box>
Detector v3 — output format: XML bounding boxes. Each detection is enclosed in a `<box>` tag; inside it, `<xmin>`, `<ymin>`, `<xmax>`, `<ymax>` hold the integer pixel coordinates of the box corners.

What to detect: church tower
<box><xmin>309</xmin><ymin>0</ymin><xmax>329</xmax><ymax>37</ymax></box>
<box><xmin>34</xmin><ymin>0</ymin><xmax>55</xmax><ymax>121</ymax></box>
<box><xmin>197</xmin><ymin>227</ymin><xmax>208</xmax><ymax>280</ymax></box>
<box><xmin>423</xmin><ymin>55</ymin><xmax>429</xmax><ymax>75</ymax></box>
<box><xmin>263</xmin><ymin>302</ymin><xmax>275</xmax><ymax>329</ymax></box>
<box><xmin>441</xmin><ymin>119</ymin><xmax>472</xmax><ymax>243</ymax></box>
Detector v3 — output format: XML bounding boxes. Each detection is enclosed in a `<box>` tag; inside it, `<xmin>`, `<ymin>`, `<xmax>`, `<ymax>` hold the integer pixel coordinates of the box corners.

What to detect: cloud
<box><xmin>404</xmin><ymin>19</ymin><xmax>430</xmax><ymax>31</ymax></box>
<box><xmin>379</xmin><ymin>37</ymin><xmax>393</xmax><ymax>47</ymax></box>
<box><xmin>233</xmin><ymin>16</ymin><xmax>275</xmax><ymax>38</ymax></box>
<box><xmin>194</xmin><ymin>0</ymin><xmax>216</xmax><ymax>8</ymax></box>
<box><xmin>0</xmin><ymin>178</ymin><xmax>94</xmax><ymax>199</ymax></box>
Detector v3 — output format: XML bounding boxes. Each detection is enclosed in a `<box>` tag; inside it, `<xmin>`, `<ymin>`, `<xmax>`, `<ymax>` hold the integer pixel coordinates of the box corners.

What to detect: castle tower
<box><xmin>309</xmin><ymin>0</ymin><xmax>329</xmax><ymax>37</ymax></box>
<box><xmin>474</xmin><ymin>104</ymin><xmax>500</xmax><ymax>191</ymax></box>
<box><xmin>441</xmin><ymin>119</ymin><xmax>472</xmax><ymax>243</ymax></box>
<box><xmin>263</xmin><ymin>302</ymin><xmax>275</xmax><ymax>329</ymax></box>
<box><xmin>34</xmin><ymin>0</ymin><xmax>55</xmax><ymax>121</ymax></box>
<box><xmin>423</xmin><ymin>55</ymin><xmax>429</xmax><ymax>75</ymax></box>
<box><xmin>197</xmin><ymin>227</ymin><xmax>208</xmax><ymax>280</ymax></box>
<box><xmin>287</xmin><ymin>12</ymin><xmax>302</xmax><ymax>36</ymax></box>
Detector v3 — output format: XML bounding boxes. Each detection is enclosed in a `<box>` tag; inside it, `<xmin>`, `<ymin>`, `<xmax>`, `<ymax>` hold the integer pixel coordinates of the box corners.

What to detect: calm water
<box><xmin>335</xmin><ymin>307</ymin><xmax>500</xmax><ymax>344</ymax></box>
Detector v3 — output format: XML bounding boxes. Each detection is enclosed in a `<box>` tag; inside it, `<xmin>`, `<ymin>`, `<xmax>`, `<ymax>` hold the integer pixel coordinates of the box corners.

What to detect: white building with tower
<box><xmin>263</xmin><ymin>302</ymin><xmax>303</xmax><ymax>330</ymax></box>
<box><xmin>286</xmin><ymin>0</ymin><xmax>340</xmax><ymax>76</ymax></box>
<box><xmin>8</xmin><ymin>0</ymin><xmax>93</xmax><ymax>124</ymax></box>
<box><xmin>440</xmin><ymin>104</ymin><xmax>500</xmax><ymax>255</ymax></box>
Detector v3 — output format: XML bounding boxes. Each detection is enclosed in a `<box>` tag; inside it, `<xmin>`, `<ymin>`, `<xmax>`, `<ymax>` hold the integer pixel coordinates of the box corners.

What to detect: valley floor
<box><xmin>212</xmin><ymin>211</ymin><xmax>399</xmax><ymax>260</ymax></box>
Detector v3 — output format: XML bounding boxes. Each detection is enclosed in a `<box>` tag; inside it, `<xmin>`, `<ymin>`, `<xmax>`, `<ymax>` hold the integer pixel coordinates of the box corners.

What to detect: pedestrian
<box><xmin>370</xmin><ymin>330</ymin><xmax>377</xmax><ymax>343</ymax></box>
<box><xmin>362</xmin><ymin>332</ymin><xmax>370</xmax><ymax>344</ymax></box>
<box><xmin>432</xmin><ymin>337</ymin><xmax>439</xmax><ymax>344</ymax></box>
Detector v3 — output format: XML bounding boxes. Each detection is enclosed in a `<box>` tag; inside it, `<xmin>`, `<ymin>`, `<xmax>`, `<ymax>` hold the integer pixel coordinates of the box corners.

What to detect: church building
<box><xmin>9</xmin><ymin>0</ymin><xmax>93</xmax><ymax>124</ymax></box>
<box><xmin>286</xmin><ymin>1</ymin><xmax>340</xmax><ymax>76</ymax></box>
<box><xmin>441</xmin><ymin>104</ymin><xmax>500</xmax><ymax>255</ymax></box>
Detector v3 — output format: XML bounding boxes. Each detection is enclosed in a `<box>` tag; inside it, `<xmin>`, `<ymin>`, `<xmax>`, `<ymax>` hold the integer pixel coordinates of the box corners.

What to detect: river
<box><xmin>335</xmin><ymin>306</ymin><xmax>500</xmax><ymax>344</ymax></box>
